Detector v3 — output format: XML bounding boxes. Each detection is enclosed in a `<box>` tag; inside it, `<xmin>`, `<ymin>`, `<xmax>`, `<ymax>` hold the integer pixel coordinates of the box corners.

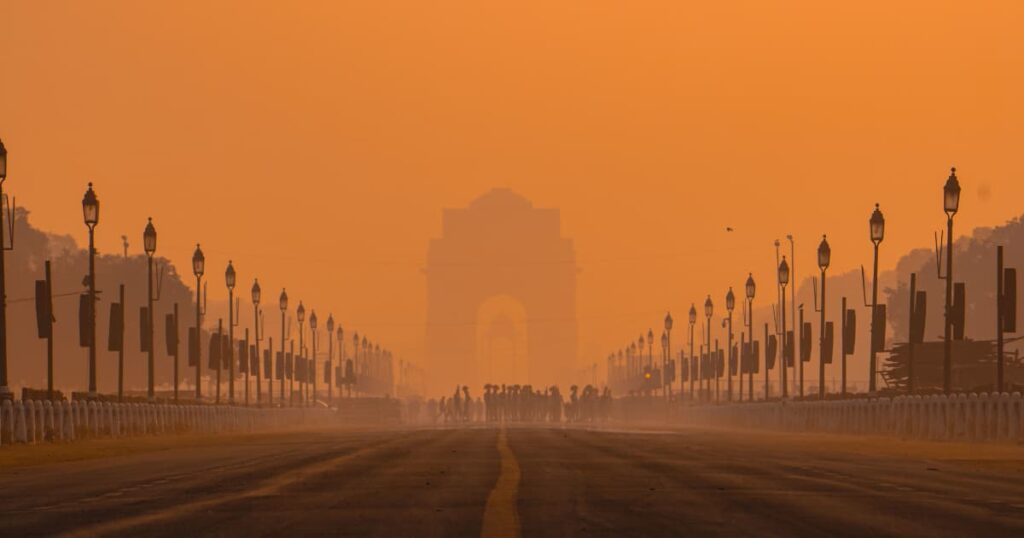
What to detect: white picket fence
<box><xmin>0</xmin><ymin>400</ymin><xmax>335</xmax><ymax>446</ymax></box>
<box><xmin>682</xmin><ymin>392</ymin><xmax>1024</xmax><ymax>443</ymax></box>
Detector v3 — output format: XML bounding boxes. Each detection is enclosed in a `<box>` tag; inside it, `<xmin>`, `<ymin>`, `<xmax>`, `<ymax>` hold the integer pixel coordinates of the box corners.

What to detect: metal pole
<box><xmin>727</xmin><ymin>313</ymin><xmax>733</xmax><ymax>402</ymax></box>
<box><xmin>88</xmin><ymin>225</ymin><xmax>97</xmax><ymax>397</ymax></box>
<box><xmin>781</xmin><ymin>284</ymin><xmax>788</xmax><ymax>399</ymax></box>
<box><xmin>299</xmin><ymin>323</ymin><xmax>304</xmax><ymax>405</ymax></box>
<box><xmin>118</xmin><ymin>284</ymin><xmax>125</xmax><ymax>402</ymax></box>
<box><xmin>706</xmin><ymin>318</ymin><xmax>711</xmax><ymax>402</ymax></box>
<box><xmin>173</xmin><ymin>303</ymin><xmax>179</xmax><ymax>403</ymax></box>
<box><xmin>739</xmin><ymin>331</ymin><xmax>744</xmax><ymax>402</ymax></box>
<box><xmin>819</xmin><ymin>268</ymin><xmax>826</xmax><ymax>399</ymax></box>
<box><xmin>789</xmin><ymin>237</ymin><xmax>797</xmax><ymax>397</ymax></box>
<box><xmin>908</xmin><ymin>275</ymin><xmax>916</xmax><ymax>395</ymax></box>
<box><xmin>763</xmin><ymin>323</ymin><xmax>770</xmax><ymax>400</ymax></box>
<box><xmin>688</xmin><ymin>322</ymin><xmax>694</xmax><ymax>400</ymax></box>
<box><xmin>147</xmin><ymin>253</ymin><xmax>155</xmax><ymax>400</ymax></box>
<box><xmin>216</xmin><ymin>318</ymin><xmax>222</xmax><ymax>404</ymax></box>
<box><xmin>995</xmin><ymin>246</ymin><xmax>1003</xmax><ymax>389</ymax></box>
<box><xmin>328</xmin><ymin>329</ymin><xmax>333</xmax><ymax>406</ymax></box>
<box><xmin>714</xmin><ymin>338</ymin><xmax>720</xmax><ymax>403</ymax></box>
<box><xmin>841</xmin><ymin>296</ymin><xmax>847</xmax><ymax>396</ymax></box>
<box><xmin>280</xmin><ymin>310</ymin><xmax>286</xmax><ymax>405</ymax></box>
<box><xmin>943</xmin><ymin>215</ymin><xmax>954</xmax><ymax>394</ymax></box>
<box><xmin>774</xmin><ymin>241</ymin><xmax>782</xmax><ymax>399</ymax></box>
<box><xmin>46</xmin><ymin>261</ymin><xmax>54</xmax><ymax>401</ymax></box>
<box><xmin>0</xmin><ymin>180</ymin><xmax>9</xmax><ymax>401</ymax></box>
<box><xmin>312</xmin><ymin>329</ymin><xmax>318</xmax><ymax>406</ymax></box>
<box><xmin>228</xmin><ymin>288</ymin><xmax>235</xmax><ymax>404</ymax></box>
<box><xmin>747</xmin><ymin>300</ymin><xmax>754</xmax><ymax>401</ymax></box>
<box><xmin>667</xmin><ymin>329</ymin><xmax>672</xmax><ymax>400</ymax></box>
<box><xmin>244</xmin><ymin>327</ymin><xmax>250</xmax><ymax>406</ymax></box>
<box><xmin>254</xmin><ymin>304</ymin><xmax>261</xmax><ymax>407</ymax></box>
<box><xmin>195</xmin><ymin>276</ymin><xmax>202</xmax><ymax>400</ymax></box>
<box><xmin>870</xmin><ymin>242</ymin><xmax>881</xmax><ymax>393</ymax></box>
<box><xmin>268</xmin><ymin>337</ymin><xmax>274</xmax><ymax>406</ymax></box>
<box><xmin>799</xmin><ymin>306</ymin><xmax>804</xmax><ymax>398</ymax></box>
<box><xmin>739</xmin><ymin>327</ymin><xmax>744</xmax><ymax>402</ymax></box>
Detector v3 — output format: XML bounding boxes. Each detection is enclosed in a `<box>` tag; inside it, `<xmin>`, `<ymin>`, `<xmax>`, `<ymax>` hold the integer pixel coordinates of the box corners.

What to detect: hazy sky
<box><xmin>2</xmin><ymin>1</ymin><xmax>1022</xmax><ymax>371</ymax></box>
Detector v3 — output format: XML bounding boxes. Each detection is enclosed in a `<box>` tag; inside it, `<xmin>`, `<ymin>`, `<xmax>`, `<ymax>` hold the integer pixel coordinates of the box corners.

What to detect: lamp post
<box><xmin>352</xmin><ymin>332</ymin><xmax>360</xmax><ymax>396</ymax></box>
<box><xmin>297</xmin><ymin>301</ymin><xmax>306</xmax><ymax>405</ymax></box>
<box><xmin>192</xmin><ymin>244</ymin><xmax>205</xmax><ymax>399</ymax></box>
<box><xmin>279</xmin><ymin>289</ymin><xmax>288</xmax><ymax>405</ymax></box>
<box><xmin>82</xmin><ymin>184</ymin><xmax>100</xmax><ymax>397</ymax></box>
<box><xmin>665</xmin><ymin>312</ymin><xmax>674</xmax><ymax>399</ymax></box>
<box><xmin>688</xmin><ymin>305</ymin><xmax>696</xmax><ymax>400</ymax></box>
<box><xmin>616</xmin><ymin>349</ymin><xmax>623</xmax><ymax>392</ymax></box>
<box><xmin>0</xmin><ymin>139</ymin><xmax>8</xmax><ymax>402</ymax></box>
<box><xmin>779</xmin><ymin>256</ymin><xmax>790</xmax><ymax>399</ymax></box>
<box><xmin>337</xmin><ymin>325</ymin><xmax>345</xmax><ymax>397</ymax></box>
<box><xmin>725</xmin><ymin>288</ymin><xmax>735</xmax><ymax>402</ymax></box>
<box><xmin>788</xmin><ymin>235</ymin><xmax>796</xmax><ymax>397</ymax></box>
<box><xmin>628</xmin><ymin>342</ymin><xmax>635</xmax><ymax>389</ymax></box>
<box><xmin>817</xmin><ymin>235</ymin><xmax>830</xmax><ymax>399</ymax></box>
<box><xmin>637</xmin><ymin>335</ymin><xmax>645</xmax><ymax>396</ymax></box>
<box><xmin>745</xmin><ymin>273</ymin><xmax>755</xmax><ymax>401</ymax></box>
<box><xmin>252</xmin><ymin>279</ymin><xmax>262</xmax><ymax>406</ymax></box>
<box><xmin>144</xmin><ymin>218</ymin><xmax>157</xmax><ymax>400</ymax></box>
<box><xmin>704</xmin><ymin>296</ymin><xmax>713</xmax><ymax>402</ymax></box>
<box><xmin>225</xmin><ymin>261</ymin><xmax>236</xmax><ymax>404</ymax></box>
<box><xmin>367</xmin><ymin>339</ymin><xmax>373</xmax><ymax>388</ymax></box>
<box><xmin>774</xmin><ymin>239</ymin><xmax>782</xmax><ymax>397</ymax></box>
<box><xmin>326</xmin><ymin>314</ymin><xmax>334</xmax><ymax>406</ymax></box>
<box><xmin>942</xmin><ymin>168</ymin><xmax>960</xmax><ymax>394</ymax></box>
<box><xmin>660</xmin><ymin>331</ymin><xmax>667</xmax><ymax>397</ymax></box>
<box><xmin>868</xmin><ymin>203</ymin><xmax>884</xmax><ymax>391</ymax></box>
<box><xmin>310</xmin><ymin>310</ymin><xmax>318</xmax><ymax>406</ymax></box>
<box><xmin>645</xmin><ymin>329</ymin><xmax>653</xmax><ymax>396</ymax></box>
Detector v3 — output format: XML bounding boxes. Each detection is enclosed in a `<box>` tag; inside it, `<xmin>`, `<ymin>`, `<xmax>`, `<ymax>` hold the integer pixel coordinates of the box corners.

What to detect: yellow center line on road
<box><xmin>480</xmin><ymin>425</ymin><xmax>521</xmax><ymax>538</ymax></box>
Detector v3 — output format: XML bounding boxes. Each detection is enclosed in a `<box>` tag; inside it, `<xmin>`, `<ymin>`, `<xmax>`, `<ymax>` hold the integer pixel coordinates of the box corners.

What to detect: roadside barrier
<box><xmin>681</xmin><ymin>392</ymin><xmax>1024</xmax><ymax>443</ymax></box>
<box><xmin>0</xmin><ymin>402</ymin><xmax>335</xmax><ymax>447</ymax></box>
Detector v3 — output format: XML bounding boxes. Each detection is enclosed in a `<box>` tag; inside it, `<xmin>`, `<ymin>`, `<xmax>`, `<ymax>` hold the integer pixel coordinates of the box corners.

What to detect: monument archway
<box><xmin>425</xmin><ymin>189</ymin><xmax>578</xmax><ymax>394</ymax></box>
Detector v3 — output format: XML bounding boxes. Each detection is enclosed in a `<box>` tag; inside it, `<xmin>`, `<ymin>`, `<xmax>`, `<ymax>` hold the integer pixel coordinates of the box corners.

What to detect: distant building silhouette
<box><xmin>425</xmin><ymin>189</ymin><xmax>578</xmax><ymax>393</ymax></box>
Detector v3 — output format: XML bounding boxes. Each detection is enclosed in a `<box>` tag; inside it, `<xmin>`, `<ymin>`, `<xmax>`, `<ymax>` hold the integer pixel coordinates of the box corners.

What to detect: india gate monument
<box><xmin>425</xmin><ymin>189</ymin><xmax>578</xmax><ymax>392</ymax></box>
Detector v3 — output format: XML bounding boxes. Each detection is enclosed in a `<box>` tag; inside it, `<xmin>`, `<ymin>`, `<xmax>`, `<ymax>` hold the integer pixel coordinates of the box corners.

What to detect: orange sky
<box><xmin>2</xmin><ymin>1</ymin><xmax>1023</xmax><ymax>375</ymax></box>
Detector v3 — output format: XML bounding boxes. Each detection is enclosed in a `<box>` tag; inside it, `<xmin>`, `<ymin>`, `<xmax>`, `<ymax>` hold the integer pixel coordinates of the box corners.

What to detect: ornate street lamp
<box><xmin>725</xmin><ymin>288</ymin><xmax>735</xmax><ymax>401</ymax></box>
<box><xmin>0</xmin><ymin>138</ymin><xmax>9</xmax><ymax>401</ymax></box>
<box><xmin>942</xmin><ymin>168</ymin><xmax>960</xmax><ymax>394</ymax></box>
<box><xmin>83</xmin><ymin>183</ymin><xmax>100</xmax><ymax>397</ymax></box>
<box><xmin>778</xmin><ymin>256</ymin><xmax>789</xmax><ymax>398</ymax></box>
<box><xmin>688</xmin><ymin>304</ymin><xmax>697</xmax><ymax>400</ymax></box>
<box><xmin>144</xmin><ymin>218</ymin><xmax>157</xmax><ymax>400</ymax></box>
<box><xmin>664</xmin><ymin>312</ymin><xmax>674</xmax><ymax>398</ymax></box>
<box><xmin>745</xmin><ymin>273</ymin><xmax>756</xmax><ymax>401</ymax></box>
<box><xmin>817</xmin><ymin>235</ymin><xmax>830</xmax><ymax>399</ymax></box>
<box><xmin>646</xmin><ymin>328</ymin><xmax>654</xmax><ymax>369</ymax></box>
<box><xmin>279</xmin><ymin>288</ymin><xmax>288</xmax><ymax>404</ymax></box>
<box><xmin>225</xmin><ymin>261</ymin><xmax>237</xmax><ymax>404</ymax></box>
<box><xmin>252</xmin><ymin>278</ymin><xmax>263</xmax><ymax>406</ymax></box>
<box><xmin>296</xmin><ymin>301</ymin><xmax>306</xmax><ymax>405</ymax></box>
<box><xmin>867</xmin><ymin>203</ymin><xmax>885</xmax><ymax>394</ymax></box>
<box><xmin>309</xmin><ymin>309</ymin><xmax>318</xmax><ymax>406</ymax></box>
<box><xmin>326</xmin><ymin>313</ymin><xmax>335</xmax><ymax>406</ymax></box>
<box><xmin>192</xmin><ymin>243</ymin><xmax>205</xmax><ymax>399</ymax></box>
<box><xmin>704</xmin><ymin>295</ymin><xmax>713</xmax><ymax>402</ymax></box>
<box><xmin>629</xmin><ymin>341</ymin><xmax>636</xmax><ymax>382</ymax></box>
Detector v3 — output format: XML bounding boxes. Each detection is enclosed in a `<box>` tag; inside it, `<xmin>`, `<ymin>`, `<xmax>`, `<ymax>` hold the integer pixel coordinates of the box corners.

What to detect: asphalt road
<box><xmin>1</xmin><ymin>425</ymin><xmax>1023</xmax><ymax>537</ymax></box>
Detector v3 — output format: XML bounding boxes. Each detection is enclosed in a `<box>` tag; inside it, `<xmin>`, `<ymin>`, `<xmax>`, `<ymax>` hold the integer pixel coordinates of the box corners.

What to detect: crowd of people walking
<box><xmin>421</xmin><ymin>384</ymin><xmax>612</xmax><ymax>425</ymax></box>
